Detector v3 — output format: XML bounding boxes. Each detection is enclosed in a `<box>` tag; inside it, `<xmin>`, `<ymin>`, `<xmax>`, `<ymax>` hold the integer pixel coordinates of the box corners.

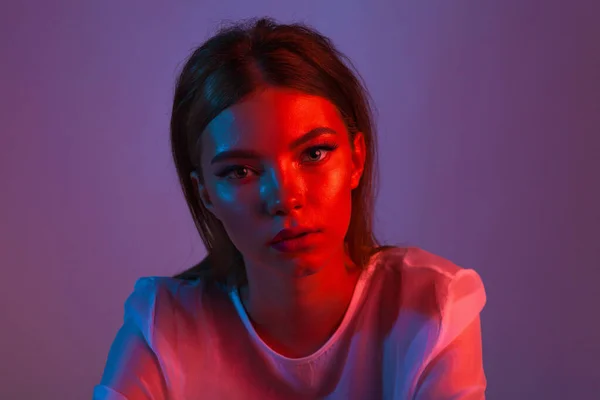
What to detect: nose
<box><xmin>263</xmin><ymin>167</ymin><xmax>304</xmax><ymax>216</ymax></box>
<box><xmin>267</xmin><ymin>196</ymin><xmax>302</xmax><ymax>216</ymax></box>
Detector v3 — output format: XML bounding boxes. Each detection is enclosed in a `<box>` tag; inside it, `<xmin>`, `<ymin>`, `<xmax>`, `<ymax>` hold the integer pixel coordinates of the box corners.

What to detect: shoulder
<box><xmin>376</xmin><ymin>246</ymin><xmax>486</xmax><ymax>306</ymax></box>
<box><xmin>374</xmin><ymin>246</ymin><xmax>487</xmax><ymax>342</ymax></box>
<box><xmin>122</xmin><ymin>276</ymin><xmax>213</xmax><ymax>347</ymax></box>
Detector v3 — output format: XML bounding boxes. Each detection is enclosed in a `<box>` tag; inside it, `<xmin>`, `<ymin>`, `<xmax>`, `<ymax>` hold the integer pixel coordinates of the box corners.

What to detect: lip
<box><xmin>270</xmin><ymin>231</ymin><xmax>319</xmax><ymax>253</ymax></box>
<box><xmin>269</xmin><ymin>227</ymin><xmax>317</xmax><ymax>245</ymax></box>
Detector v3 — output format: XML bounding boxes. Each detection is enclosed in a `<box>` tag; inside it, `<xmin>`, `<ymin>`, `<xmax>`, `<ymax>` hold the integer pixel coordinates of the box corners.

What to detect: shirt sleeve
<box><xmin>413</xmin><ymin>269</ymin><xmax>487</xmax><ymax>400</ymax></box>
<box><xmin>93</xmin><ymin>278</ymin><xmax>168</xmax><ymax>400</ymax></box>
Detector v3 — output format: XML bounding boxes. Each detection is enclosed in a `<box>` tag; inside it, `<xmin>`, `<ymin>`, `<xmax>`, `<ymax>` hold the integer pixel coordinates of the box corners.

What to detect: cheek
<box><xmin>316</xmin><ymin>168</ymin><xmax>350</xmax><ymax>202</ymax></box>
<box><xmin>207</xmin><ymin>184</ymin><xmax>257</xmax><ymax>244</ymax></box>
<box><xmin>310</xmin><ymin>168</ymin><xmax>354</xmax><ymax>233</ymax></box>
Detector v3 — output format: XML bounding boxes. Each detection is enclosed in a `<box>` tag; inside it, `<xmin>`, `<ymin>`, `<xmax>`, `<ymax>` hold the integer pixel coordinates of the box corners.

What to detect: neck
<box><xmin>239</xmin><ymin>251</ymin><xmax>362</xmax><ymax>358</ymax></box>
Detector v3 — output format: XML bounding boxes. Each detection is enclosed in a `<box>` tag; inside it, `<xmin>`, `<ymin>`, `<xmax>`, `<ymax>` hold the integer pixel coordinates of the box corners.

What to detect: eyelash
<box><xmin>216</xmin><ymin>142</ymin><xmax>340</xmax><ymax>181</ymax></box>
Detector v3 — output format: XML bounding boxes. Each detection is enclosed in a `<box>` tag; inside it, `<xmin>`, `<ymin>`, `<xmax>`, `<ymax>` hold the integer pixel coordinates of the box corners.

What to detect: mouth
<box><xmin>269</xmin><ymin>227</ymin><xmax>317</xmax><ymax>245</ymax></box>
<box><xmin>271</xmin><ymin>232</ymin><xmax>309</xmax><ymax>245</ymax></box>
<box><xmin>277</xmin><ymin>232</ymin><xmax>309</xmax><ymax>242</ymax></box>
<box><xmin>269</xmin><ymin>231</ymin><xmax>319</xmax><ymax>253</ymax></box>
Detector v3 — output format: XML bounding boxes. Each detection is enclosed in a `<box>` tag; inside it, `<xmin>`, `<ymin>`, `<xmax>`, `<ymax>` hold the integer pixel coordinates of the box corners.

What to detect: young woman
<box><xmin>95</xmin><ymin>17</ymin><xmax>487</xmax><ymax>400</ymax></box>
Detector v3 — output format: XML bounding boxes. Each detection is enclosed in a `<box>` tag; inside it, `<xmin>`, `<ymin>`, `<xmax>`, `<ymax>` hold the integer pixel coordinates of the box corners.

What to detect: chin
<box><xmin>291</xmin><ymin>263</ymin><xmax>325</xmax><ymax>278</ymax></box>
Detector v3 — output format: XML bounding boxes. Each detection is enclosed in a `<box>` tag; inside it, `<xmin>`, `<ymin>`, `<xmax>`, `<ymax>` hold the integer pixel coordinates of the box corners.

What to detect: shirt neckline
<box><xmin>227</xmin><ymin>252</ymin><xmax>383</xmax><ymax>364</ymax></box>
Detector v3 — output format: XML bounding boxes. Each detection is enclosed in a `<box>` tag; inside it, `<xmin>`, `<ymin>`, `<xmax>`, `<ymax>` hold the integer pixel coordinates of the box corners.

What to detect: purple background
<box><xmin>1</xmin><ymin>1</ymin><xmax>599</xmax><ymax>399</ymax></box>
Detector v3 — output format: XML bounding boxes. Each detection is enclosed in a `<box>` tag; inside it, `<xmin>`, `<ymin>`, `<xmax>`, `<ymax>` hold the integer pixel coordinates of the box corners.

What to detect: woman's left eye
<box><xmin>302</xmin><ymin>143</ymin><xmax>339</xmax><ymax>163</ymax></box>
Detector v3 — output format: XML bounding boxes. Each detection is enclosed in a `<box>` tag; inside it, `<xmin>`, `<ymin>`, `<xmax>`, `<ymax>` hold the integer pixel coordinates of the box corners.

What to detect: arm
<box><xmin>413</xmin><ymin>315</ymin><xmax>486</xmax><ymax>399</ymax></box>
<box><xmin>412</xmin><ymin>266</ymin><xmax>487</xmax><ymax>400</ymax></box>
<box><xmin>94</xmin><ymin>319</ymin><xmax>168</xmax><ymax>400</ymax></box>
<box><xmin>94</xmin><ymin>278</ymin><xmax>169</xmax><ymax>400</ymax></box>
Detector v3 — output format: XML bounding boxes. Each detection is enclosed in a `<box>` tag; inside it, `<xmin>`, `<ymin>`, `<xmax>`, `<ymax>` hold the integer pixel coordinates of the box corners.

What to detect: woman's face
<box><xmin>192</xmin><ymin>86</ymin><xmax>365</xmax><ymax>277</ymax></box>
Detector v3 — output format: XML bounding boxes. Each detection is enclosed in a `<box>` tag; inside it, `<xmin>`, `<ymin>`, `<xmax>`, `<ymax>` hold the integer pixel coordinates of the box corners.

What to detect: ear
<box><xmin>350</xmin><ymin>132</ymin><xmax>366</xmax><ymax>190</ymax></box>
<box><xmin>190</xmin><ymin>171</ymin><xmax>216</xmax><ymax>215</ymax></box>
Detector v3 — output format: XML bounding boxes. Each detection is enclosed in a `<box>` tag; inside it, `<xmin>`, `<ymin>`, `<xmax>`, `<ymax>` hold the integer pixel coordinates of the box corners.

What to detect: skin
<box><xmin>190</xmin><ymin>86</ymin><xmax>366</xmax><ymax>358</ymax></box>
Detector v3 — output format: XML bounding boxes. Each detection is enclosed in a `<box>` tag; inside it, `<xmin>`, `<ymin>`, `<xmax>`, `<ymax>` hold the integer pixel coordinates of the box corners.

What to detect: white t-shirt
<box><xmin>94</xmin><ymin>246</ymin><xmax>487</xmax><ymax>399</ymax></box>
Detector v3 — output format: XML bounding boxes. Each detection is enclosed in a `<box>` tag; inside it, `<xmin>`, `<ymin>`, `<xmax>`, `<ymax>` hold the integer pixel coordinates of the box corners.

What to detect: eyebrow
<box><xmin>210</xmin><ymin>126</ymin><xmax>338</xmax><ymax>165</ymax></box>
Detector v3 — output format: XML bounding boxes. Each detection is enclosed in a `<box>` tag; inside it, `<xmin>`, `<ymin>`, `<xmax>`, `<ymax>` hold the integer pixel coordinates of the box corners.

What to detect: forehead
<box><xmin>200</xmin><ymin>88</ymin><xmax>345</xmax><ymax>156</ymax></box>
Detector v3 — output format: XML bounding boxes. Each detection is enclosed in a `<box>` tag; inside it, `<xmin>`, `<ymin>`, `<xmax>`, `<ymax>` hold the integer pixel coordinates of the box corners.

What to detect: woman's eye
<box><xmin>302</xmin><ymin>144</ymin><xmax>336</xmax><ymax>162</ymax></box>
<box><xmin>215</xmin><ymin>165</ymin><xmax>256</xmax><ymax>180</ymax></box>
<box><xmin>218</xmin><ymin>143</ymin><xmax>339</xmax><ymax>181</ymax></box>
<box><xmin>227</xmin><ymin>167</ymin><xmax>255</xmax><ymax>180</ymax></box>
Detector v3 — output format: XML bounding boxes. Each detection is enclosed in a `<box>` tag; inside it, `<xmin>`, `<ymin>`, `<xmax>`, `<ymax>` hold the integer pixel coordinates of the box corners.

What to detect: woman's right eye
<box><xmin>217</xmin><ymin>166</ymin><xmax>257</xmax><ymax>181</ymax></box>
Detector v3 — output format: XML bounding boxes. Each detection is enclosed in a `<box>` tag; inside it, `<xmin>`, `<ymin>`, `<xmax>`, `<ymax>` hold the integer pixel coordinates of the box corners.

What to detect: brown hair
<box><xmin>170</xmin><ymin>17</ymin><xmax>403</xmax><ymax>287</ymax></box>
